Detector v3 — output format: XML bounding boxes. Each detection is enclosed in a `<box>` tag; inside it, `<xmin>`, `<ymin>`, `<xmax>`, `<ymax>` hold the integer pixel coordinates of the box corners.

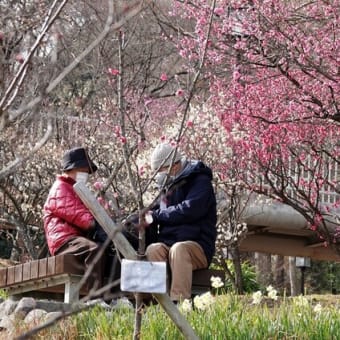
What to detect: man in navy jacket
<box><xmin>145</xmin><ymin>143</ymin><xmax>217</xmax><ymax>302</ymax></box>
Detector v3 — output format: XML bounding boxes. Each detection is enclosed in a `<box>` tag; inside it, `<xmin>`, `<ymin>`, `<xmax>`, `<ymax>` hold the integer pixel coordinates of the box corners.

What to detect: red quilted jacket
<box><xmin>43</xmin><ymin>175</ymin><xmax>94</xmax><ymax>255</ymax></box>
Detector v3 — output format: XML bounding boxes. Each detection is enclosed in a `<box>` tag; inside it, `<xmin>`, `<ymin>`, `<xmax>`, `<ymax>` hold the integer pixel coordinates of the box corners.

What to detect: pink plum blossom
<box><xmin>160</xmin><ymin>73</ymin><xmax>168</xmax><ymax>81</ymax></box>
<box><xmin>176</xmin><ymin>88</ymin><xmax>184</xmax><ymax>96</ymax></box>
<box><xmin>214</xmin><ymin>8</ymin><xmax>224</xmax><ymax>16</ymax></box>
<box><xmin>93</xmin><ymin>181</ymin><xmax>104</xmax><ymax>191</ymax></box>
<box><xmin>108</xmin><ymin>68</ymin><xmax>120</xmax><ymax>76</ymax></box>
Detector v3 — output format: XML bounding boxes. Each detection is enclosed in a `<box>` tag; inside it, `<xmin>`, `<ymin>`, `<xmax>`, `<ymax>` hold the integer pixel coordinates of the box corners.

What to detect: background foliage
<box><xmin>0</xmin><ymin>0</ymin><xmax>339</xmax><ymax>295</ymax></box>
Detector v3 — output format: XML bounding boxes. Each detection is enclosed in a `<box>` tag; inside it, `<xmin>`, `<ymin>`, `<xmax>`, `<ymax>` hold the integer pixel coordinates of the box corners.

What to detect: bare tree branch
<box><xmin>7</xmin><ymin>0</ymin><xmax>147</xmax><ymax>123</ymax></box>
<box><xmin>0</xmin><ymin>0</ymin><xmax>69</xmax><ymax>112</ymax></box>
<box><xmin>0</xmin><ymin>116</ymin><xmax>53</xmax><ymax>180</ymax></box>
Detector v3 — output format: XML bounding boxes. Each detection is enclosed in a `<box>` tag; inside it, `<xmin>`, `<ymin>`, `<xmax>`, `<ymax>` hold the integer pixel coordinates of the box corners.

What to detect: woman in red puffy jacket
<box><xmin>43</xmin><ymin>147</ymin><xmax>103</xmax><ymax>289</ymax></box>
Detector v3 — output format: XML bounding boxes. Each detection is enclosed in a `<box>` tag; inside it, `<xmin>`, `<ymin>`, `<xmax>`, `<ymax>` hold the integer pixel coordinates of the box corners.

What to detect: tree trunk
<box><xmin>231</xmin><ymin>246</ymin><xmax>244</xmax><ymax>294</ymax></box>
<box><xmin>254</xmin><ymin>252</ymin><xmax>272</xmax><ymax>287</ymax></box>
<box><xmin>273</xmin><ymin>255</ymin><xmax>285</xmax><ymax>291</ymax></box>
<box><xmin>288</xmin><ymin>256</ymin><xmax>299</xmax><ymax>296</ymax></box>
<box><xmin>10</xmin><ymin>237</ymin><xmax>20</xmax><ymax>262</ymax></box>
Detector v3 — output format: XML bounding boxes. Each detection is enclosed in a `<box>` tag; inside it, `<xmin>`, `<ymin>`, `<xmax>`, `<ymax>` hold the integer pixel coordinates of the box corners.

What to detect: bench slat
<box><xmin>47</xmin><ymin>256</ymin><xmax>56</xmax><ymax>275</ymax></box>
<box><xmin>7</xmin><ymin>266</ymin><xmax>15</xmax><ymax>285</ymax></box>
<box><xmin>0</xmin><ymin>268</ymin><xmax>7</xmax><ymax>287</ymax></box>
<box><xmin>55</xmin><ymin>255</ymin><xmax>63</xmax><ymax>274</ymax></box>
<box><xmin>39</xmin><ymin>258</ymin><xmax>47</xmax><ymax>278</ymax></box>
<box><xmin>14</xmin><ymin>264</ymin><xmax>23</xmax><ymax>283</ymax></box>
<box><xmin>23</xmin><ymin>262</ymin><xmax>31</xmax><ymax>281</ymax></box>
<box><xmin>30</xmin><ymin>260</ymin><xmax>39</xmax><ymax>279</ymax></box>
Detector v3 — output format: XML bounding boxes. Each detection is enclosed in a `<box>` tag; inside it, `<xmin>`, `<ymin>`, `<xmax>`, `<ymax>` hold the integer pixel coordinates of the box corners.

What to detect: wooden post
<box><xmin>74</xmin><ymin>182</ymin><xmax>199</xmax><ymax>340</ymax></box>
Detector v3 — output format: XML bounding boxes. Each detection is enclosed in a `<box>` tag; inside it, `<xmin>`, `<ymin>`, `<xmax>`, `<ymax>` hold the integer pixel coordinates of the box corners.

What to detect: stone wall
<box><xmin>0</xmin><ymin>296</ymin><xmax>132</xmax><ymax>338</ymax></box>
<box><xmin>0</xmin><ymin>296</ymin><xmax>74</xmax><ymax>337</ymax></box>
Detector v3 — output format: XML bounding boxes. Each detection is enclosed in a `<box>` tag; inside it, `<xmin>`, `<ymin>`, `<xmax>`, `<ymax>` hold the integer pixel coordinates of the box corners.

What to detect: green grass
<box><xmin>69</xmin><ymin>294</ymin><xmax>340</xmax><ymax>339</ymax></box>
<box><xmin>6</xmin><ymin>294</ymin><xmax>340</xmax><ymax>339</ymax></box>
<box><xmin>0</xmin><ymin>289</ymin><xmax>8</xmax><ymax>299</ymax></box>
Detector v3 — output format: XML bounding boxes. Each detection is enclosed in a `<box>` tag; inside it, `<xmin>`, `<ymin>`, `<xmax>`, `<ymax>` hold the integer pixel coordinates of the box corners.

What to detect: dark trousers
<box><xmin>55</xmin><ymin>236</ymin><xmax>103</xmax><ymax>291</ymax></box>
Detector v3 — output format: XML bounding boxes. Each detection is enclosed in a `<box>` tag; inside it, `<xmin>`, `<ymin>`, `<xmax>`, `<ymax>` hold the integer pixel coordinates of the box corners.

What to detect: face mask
<box><xmin>75</xmin><ymin>171</ymin><xmax>89</xmax><ymax>184</ymax></box>
<box><xmin>155</xmin><ymin>172</ymin><xmax>173</xmax><ymax>187</ymax></box>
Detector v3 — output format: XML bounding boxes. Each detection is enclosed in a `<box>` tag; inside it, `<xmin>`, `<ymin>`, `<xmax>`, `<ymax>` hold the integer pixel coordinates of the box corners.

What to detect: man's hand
<box><xmin>135</xmin><ymin>210</ymin><xmax>153</xmax><ymax>230</ymax></box>
<box><xmin>123</xmin><ymin>210</ymin><xmax>153</xmax><ymax>230</ymax></box>
<box><xmin>144</xmin><ymin>211</ymin><xmax>154</xmax><ymax>225</ymax></box>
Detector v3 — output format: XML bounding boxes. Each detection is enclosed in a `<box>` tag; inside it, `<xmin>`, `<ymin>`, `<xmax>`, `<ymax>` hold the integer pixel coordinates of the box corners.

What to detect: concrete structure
<box><xmin>239</xmin><ymin>198</ymin><xmax>340</xmax><ymax>262</ymax></box>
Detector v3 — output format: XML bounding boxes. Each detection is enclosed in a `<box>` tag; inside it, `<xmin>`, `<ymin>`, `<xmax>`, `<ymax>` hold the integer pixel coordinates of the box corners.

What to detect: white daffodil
<box><xmin>313</xmin><ymin>303</ymin><xmax>322</xmax><ymax>313</ymax></box>
<box><xmin>180</xmin><ymin>299</ymin><xmax>193</xmax><ymax>314</ymax></box>
<box><xmin>266</xmin><ymin>285</ymin><xmax>274</xmax><ymax>292</ymax></box>
<box><xmin>267</xmin><ymin>289</ymin><xmax>278</xmax><ymax>301</ymax></box>
<box><xmin>294</xmin><ymin>295</ymin><xmax>309</xmax><ymax>307</ymax></box>
<box><xmin>193</xmin><ymin>295</ymin><xmax>205</xmax><ymax>310</ymax></box>
<box><xmin>211</xmin><ymin>276</ymin><xmax>224</xmax><ymax>289</ymax></box>
<box><xmin>266</xmin><ymin>286</ymin><xmax>278</xmax><ymax>300</ymax></box>
<box><xmin>252</xmin><ymin>291</ymin><xmax>263</xmax><ymax>304</ymax></box>
<box><xmin>193</xmin><ymin>292</ymin><xmax>215</xmax><ymax>311</ymax></box>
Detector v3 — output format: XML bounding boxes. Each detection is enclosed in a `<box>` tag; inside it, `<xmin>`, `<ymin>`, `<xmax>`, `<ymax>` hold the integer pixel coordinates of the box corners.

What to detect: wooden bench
<box><xmin>0</xmin><ymin>254</ymin><xmax>86</xmax><ymax>303</ymax></box>
<box><xmin>0</xmin><ymin>255</ymin><xmax>225</xmax><ymax>303</ymax></box>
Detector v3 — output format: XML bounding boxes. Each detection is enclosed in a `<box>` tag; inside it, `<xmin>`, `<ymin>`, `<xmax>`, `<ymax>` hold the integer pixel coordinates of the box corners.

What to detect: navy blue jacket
<box><xmin>150</xmin><ymin>160</ymin><xmax>217</xmax><ymax>265</ymax></box>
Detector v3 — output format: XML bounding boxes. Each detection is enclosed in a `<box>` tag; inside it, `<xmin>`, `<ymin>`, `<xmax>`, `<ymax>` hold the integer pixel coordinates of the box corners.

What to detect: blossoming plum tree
<box><xmin>167</xmin><ymin>0</ymin><xmax>340</xmax><ymax>254</ymax></box>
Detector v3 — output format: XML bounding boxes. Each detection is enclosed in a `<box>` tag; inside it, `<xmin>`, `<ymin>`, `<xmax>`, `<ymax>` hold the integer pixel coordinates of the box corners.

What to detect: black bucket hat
<box><xmin>61</xmin><ymin>147</ymin><xmax>98</xmax><ymax>174</ymax></box>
